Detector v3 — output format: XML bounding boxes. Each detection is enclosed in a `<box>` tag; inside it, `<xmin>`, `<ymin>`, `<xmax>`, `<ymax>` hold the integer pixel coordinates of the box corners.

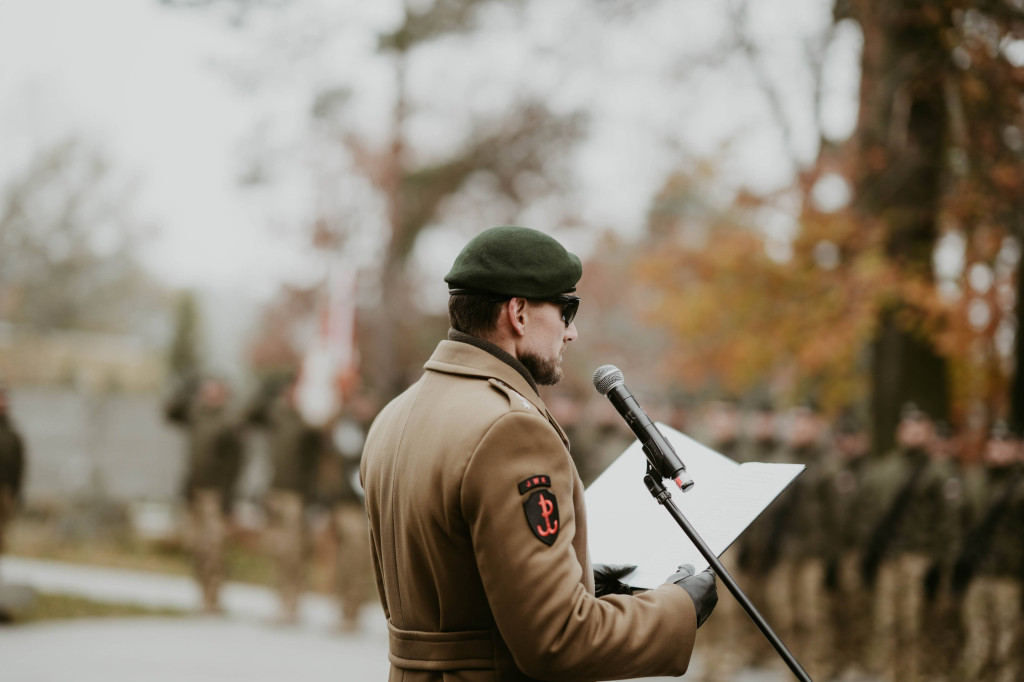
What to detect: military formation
<box><xmin>1</xmin><ymin>354</ymin><xmax>1022</xmax><ymax>678</ymax></box>
<box><xmin>656</xmin><ymin>399</ymin><xmax>1024</xmax><ymax>682</ymax></box>
<box><xmin>163</xmin><ymin>373</ymin><xmax>373</xmax><ymax>630</ymax></box>
<box><xmin>519</xmin><ymin>385</ymin><xmax>1024</xmax><ymax>681</ymax></box>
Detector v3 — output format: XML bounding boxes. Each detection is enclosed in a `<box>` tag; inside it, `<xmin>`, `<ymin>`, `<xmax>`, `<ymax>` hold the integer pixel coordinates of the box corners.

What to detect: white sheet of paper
<box><xmin>585</xmin><ymin>424</ymin><xmax>804</xmax><ymax>588</ymax></box>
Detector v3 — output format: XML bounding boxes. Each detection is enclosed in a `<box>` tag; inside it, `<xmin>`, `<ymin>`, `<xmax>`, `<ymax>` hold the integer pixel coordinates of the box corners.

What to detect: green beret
<box><xmin>445</xmin><ymin>226</ymin><xmax>582</xmax><ymax>298</ymax></box>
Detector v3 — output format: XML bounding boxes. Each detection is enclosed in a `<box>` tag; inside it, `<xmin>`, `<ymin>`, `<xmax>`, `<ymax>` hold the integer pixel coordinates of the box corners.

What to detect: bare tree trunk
<box><xmin>1009</xmin><ymin>267</ymin><xmax>1024</xmax><ymax>433</ymax></box>
<box><xmin>375</xmin><ymin>49</ymin><xmax>412</xmax><ymax>399</ymax></box>
<box><xmin>846</xmin><ymin>0</ymin><xmax>953</xmax><ymax>453</ymax></box>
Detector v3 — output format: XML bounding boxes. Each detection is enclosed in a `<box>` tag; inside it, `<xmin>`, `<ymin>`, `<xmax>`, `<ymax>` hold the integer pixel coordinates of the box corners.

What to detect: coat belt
<box><xmin>387</xmin><ymin>621</ymin><xmax>495</xmax><ymax>671</ymax></box>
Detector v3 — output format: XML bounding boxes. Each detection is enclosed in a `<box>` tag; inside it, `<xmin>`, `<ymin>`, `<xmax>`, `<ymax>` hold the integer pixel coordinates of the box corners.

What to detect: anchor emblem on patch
<box><xmin>523</xmin><ymin>490</ymin><xmax>560</xmax><ymax>546</ymax></box>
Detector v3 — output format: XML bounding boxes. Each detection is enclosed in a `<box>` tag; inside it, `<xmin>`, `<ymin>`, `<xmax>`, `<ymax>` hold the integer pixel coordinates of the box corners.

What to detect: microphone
<box><xmin>593</xmin><ymin>365</ymin><xmax>694</xmax><ymax>491</ymax></box>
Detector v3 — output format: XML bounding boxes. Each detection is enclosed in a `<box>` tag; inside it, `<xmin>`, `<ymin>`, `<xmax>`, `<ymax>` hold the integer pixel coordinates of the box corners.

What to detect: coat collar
<box><xmin>424</xmin><ymin>335</ymin><xmax>547</xmax><ymax>416</ymax></box>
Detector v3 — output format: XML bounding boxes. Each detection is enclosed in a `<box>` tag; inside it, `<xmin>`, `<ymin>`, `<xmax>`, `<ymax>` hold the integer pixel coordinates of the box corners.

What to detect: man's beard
<box><xmin>520</xmin><ymin>350</ymin><xmax>563</xmax><ymax>386</ymax></box>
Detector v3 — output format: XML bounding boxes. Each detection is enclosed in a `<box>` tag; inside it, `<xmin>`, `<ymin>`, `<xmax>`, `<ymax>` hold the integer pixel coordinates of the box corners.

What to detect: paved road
<box><xmin>0</xmin><ymin>557</ymin><xmax>795</xmax><ymax>681</ymax></box>
<box><xmin>2</xmin><ymin>617</ymin><xmax>389</xmax><ymax>682</ymax></box>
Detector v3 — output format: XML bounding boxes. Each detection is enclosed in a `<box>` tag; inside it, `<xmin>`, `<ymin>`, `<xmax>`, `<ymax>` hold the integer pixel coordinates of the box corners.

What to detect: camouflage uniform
<box><xmin>724</xmin><ymin>432</ymin><xmax>778</xmax><ymax>667</ymax></box>
<box><xmin>249</xmin><ymin>391</ymin><xmax>322</xmax><ymax>623</ymax></box>
<box><xmin>957</xmin><ymin>461</ymin><xmax>1024</xmax><ymax>682</ymax></box>
<box><xmin>166</xmin><ymin>380</ymin><xmax>243</xmax><ymax>613</ymax></box>
<box><xmin>0</xmin><ymin>409</ymin><xmax>25</xmax><ymax>560</ymax></box>
<box><xmin>327</xmin><ymin>411</ymin><xmax>372</xmax><ymax>632</ymax></box>
<box><xmin>921</xmin><ymin>453</ymin><xmax>966</xmax><ymax>682</ymax></box>
<box><xmin>822</xmin><ymin>441</ymin><xmax>873</xmax><ymax>679</ymax></box>
<box><xmin>693</xmin><ymin>430</ymin><xmax>745</xmax><ymax>682</ymax></box>
<box><xmin>761</xmin><ymin>442</ymin><xmax>834</xmax><ymax>680</ymax></box>
<box><xmin>863</xmin><ymin>446</ymin><xmax>961</xmax><ymax>682</ymax></box>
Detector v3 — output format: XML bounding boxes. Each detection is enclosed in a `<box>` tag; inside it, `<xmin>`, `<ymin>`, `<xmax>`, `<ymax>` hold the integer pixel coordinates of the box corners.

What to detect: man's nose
<box><xmin>564</xmin><ymin>322</ymin><xmax>578</xmax><ymax>343</ymax></box>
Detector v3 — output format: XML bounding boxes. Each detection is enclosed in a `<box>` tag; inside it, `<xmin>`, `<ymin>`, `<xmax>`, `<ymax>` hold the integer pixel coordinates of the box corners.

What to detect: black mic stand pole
<box><xmin>642</xmin><ymin>463</ymin><xmax>813</xmax><ymax>682</ymax></box>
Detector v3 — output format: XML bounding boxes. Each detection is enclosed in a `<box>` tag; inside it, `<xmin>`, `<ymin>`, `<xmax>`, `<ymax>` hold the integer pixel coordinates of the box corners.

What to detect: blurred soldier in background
<box><xmin>693</xmin><ymin>396</ymin><xmax>747</xmax><ymax>681</ymax></box>
<box><xmin>732</xmin><ymin>400</ymin><xmax>783</xmax><ymax>669</ymax></box>
<box><xmin>576</xmin><ymin>399</ymin><xmax>634</xmax><ymax>487</ymax></box>
<box><xmin>954</xmin><ymin>421</ymin><xmax>1024</xmax><ymax>682</ymax></box>
<box><xmin>0</xmin><ymin>387</ymin><xmax>25</xmax><ymax>570</ymax></box>
<box><xmin>823</xmin><ymin>412</ymin><xmax>872</xmax><ymax>680</ymax></box>
<box><xmin>704</xmin><ymin>398</ymin><xmax>741</xmax><ymax>461</ymax></box>
<box><xmin>930</xmin><ymin>420</ymin><xmax>960</xmax><ymax>465</ymax></box>
<box><xmin>862</xmin><ymin>403</ymin><xmax>959</xmax><ymax>681</ymax></box>
<box><xmin>326</xmin><ymin>393</ymin><xmax>374</xmax><ymax>633</ymax></box>
<box><xmin>760</xmin><ymin>402</ymin><xmax>833</xmax><ymax>680</ymax></box>
<box><xmin>920</xmin><ymin>418</ymin><xmax>966</xmax><ymax>682</ymax></box>
<box><xmin>245</xmin><ymin>375</ymin><xmax>322</xmax><ymax>624</ymax></box>
<box><xmin>546</xmin><ymin>390</ymin><xmax>592</xmax><ymax>483</ymax></box>
<box><xmin>165</xmin><ymin>376</ymin><xmax>243</xmax><ymax>613</ymax></box>
<box><xmin>741</xmin><ymin>400</ymin><xmax>779</xmax><ymax>463</ymax></box>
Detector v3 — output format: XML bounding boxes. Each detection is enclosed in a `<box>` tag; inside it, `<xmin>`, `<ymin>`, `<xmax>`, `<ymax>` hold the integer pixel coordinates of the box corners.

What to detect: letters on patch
<box><xmin>518</xmin><ymin>475</ymin><xmax>551</xmax><ymax>495</ymax></box>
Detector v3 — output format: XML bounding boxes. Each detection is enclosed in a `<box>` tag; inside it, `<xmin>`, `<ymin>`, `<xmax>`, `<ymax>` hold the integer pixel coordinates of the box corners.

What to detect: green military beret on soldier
<box><xmin>445</xmin><ymin>225</ymin><xmax>582</xmax><ymax>298</ymax></box>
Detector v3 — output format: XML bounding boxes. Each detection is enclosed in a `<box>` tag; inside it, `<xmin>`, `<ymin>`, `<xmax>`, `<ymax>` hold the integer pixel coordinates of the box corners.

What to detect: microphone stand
<box><xmin>642</xmin><ymin>463</ymin><xmax>813</xmax><ymax>682</ymax></box>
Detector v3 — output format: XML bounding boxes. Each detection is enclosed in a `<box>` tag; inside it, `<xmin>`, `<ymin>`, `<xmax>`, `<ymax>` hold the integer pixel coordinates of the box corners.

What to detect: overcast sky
<box><xmin>0</xmin><ymin>0</ymin><xmax>858</xmax><ymax>301</ymax></box>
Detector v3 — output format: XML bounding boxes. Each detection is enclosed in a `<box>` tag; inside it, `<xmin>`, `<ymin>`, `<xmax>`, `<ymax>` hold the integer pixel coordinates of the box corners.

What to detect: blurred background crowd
<box><xmin>1</xmin><ymin>0</ymin><xmax>1023</xmax><ymax>681</ymax></box>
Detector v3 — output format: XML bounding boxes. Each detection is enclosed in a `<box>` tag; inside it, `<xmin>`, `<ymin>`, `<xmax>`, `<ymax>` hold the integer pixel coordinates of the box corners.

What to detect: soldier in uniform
<box><xmin>327</xmin><ymin>394</ymin><xmax>374</xmax><ymax>633</ymax></box>
<box><xmin>165</xmin><ymin>376</ymin><xmax>244</xmax><ymax>613</ymax></box>
<box><xmin>730</xmin><ymin>400</ymin><xmax>783</xmax><ymax>669</ymax></box>
<box><xmin>576</xmin><ymin>399</ymin><xmax>634</xmax><ymax>487</ymax></box>
<box><xmin>760</xmin><ymin>402</ymin><xmax>834</xmax><ymax>680</ymax></box>
<box><xmin>862</xmin><ymin>403</ymin><xmax>960</xmax><ymax>681</ymax></box>
<box><xmin>361</xmin><ymin>226</ymin><xmax>718</xmax><ymax>681</ymax></box>
<box><xmin>0</xmin><ymin>387</ymin><xmax>25</xmax><ymax>568</ymax></box>
<box><xmin>954</xmin><ymin>422</ymin><xmax>1024</xmax><ymax>682</ymax></box>
<box><xmin>823</xmin><ymin>412</ymin><xmax>873</xmax><ymax>680</ymax></box>
<box><xmin>246</xmin><ymin>375</ymin><xmax>322</xmax><ymax>624</ymax></box>
<box><xmin>742</xmin><ymin>400</ymin><xmax>780</xmax><ymax>463</ymax></box>
<box><xmin>694</xmin><ymin>396</ymin><xmax>753</xmax><ymax>681</ymax></box>
<box><xmin>920</xmin><ymin>418</ymin><xmax>966</xmax><ymax>682</ymax></box>
<box><xmin>703</xmin><ymin>398</ymin><xmax>742</xmax><ymax>461</ymax></box>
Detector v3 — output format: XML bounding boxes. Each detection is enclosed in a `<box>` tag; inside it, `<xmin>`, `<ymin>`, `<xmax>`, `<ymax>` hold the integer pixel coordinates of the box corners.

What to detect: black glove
<box><xmin>666</xmin><ymin>564</ymin><xmax>718</xmax><ymax>628</ymax></box>
<box><xmin>594</xmin><ymin>563</ymin><xmax>637</xmax><ymax>597</ymax></box>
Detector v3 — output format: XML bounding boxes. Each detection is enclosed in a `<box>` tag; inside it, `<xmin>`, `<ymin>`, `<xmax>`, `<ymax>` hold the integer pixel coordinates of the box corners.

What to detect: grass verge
<box><xmin>7</xmin><ymin>591</ymin><xmax>186</xmax><ymax>624</ymax></box>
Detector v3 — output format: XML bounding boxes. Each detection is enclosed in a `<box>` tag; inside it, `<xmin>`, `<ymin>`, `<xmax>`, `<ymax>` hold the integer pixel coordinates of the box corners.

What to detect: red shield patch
<box><xmin>523</xmin><ymin>490</ymin><xmax>560</xmax><ymax>546</ymax></box>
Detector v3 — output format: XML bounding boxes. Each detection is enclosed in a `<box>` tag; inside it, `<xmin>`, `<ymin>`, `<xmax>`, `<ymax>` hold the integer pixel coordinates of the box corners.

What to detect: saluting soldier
<box><xmin>165</xmin><ymin>376</ymin><xmax>243</xmax><ymax>613</ymax></box>
<box><xmin>360</xmin><ymin>226</ymin><xmax>718</xmax><ymax>681</ymax></box>
<box><xmin>861</xmin><ymin>403</ymin><xmax>960</xmax><ymax>681</ymax></box>
<box><xmin>0</xmin><ymin>387</ymin><xmax>25</xmax><ymax>566</ymax></box>
<box><xmin>245</xmin><ymin>375</ymin><xmax>322</xmax><ymax>624</ymax></box>
<box><xmin>954</xmin><ymin>422</ymin><xmax>1024</xmax><ymax>682</ymax></box>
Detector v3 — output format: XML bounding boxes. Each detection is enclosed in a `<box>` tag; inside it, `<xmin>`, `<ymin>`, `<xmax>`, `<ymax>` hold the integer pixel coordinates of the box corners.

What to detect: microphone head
<box><xmin>593</xmin><ymin>365</ymin><xmax>624</xmax><ymax>395</ymax></box>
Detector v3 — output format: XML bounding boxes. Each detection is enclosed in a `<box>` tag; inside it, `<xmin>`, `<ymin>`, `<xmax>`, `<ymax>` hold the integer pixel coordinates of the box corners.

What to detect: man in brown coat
<box><xmin>361</xmin><ymin>226</ymin><xmax>717</xmax><ymax>682</ymax></box>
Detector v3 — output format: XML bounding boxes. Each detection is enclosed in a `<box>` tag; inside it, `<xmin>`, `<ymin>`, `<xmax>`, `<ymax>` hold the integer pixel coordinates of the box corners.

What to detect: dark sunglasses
<box><xmin>450</xmin><ymin>290</ymin><xmax>581</xmax><ymax>328</ymax></box>
<box><xmin>538</xmin><ymin>294</ymin><xmax>581</xmax><ymax>328</ymax></box>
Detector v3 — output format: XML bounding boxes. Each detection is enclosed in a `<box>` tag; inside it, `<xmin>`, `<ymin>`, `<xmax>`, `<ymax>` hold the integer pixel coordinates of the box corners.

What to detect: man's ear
<box><xmin>508</xmin><ymin>298</ymin><xmax>528</xmax><ymax>337</ymax></box>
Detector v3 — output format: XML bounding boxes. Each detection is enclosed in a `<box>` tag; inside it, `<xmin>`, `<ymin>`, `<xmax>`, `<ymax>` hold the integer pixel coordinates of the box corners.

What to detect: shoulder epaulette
<box><xmin>487</xmin><ymin>378</ymin><xmax>537</xmax><ymax>414</ymax></box>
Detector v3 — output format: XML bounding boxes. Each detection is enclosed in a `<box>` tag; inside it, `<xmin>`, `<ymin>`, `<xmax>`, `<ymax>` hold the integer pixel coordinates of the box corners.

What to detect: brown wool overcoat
<box><xmin>361</xmin><ymin>339</ymin><xmax>696</xmax><ymax>682</ymax></box>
